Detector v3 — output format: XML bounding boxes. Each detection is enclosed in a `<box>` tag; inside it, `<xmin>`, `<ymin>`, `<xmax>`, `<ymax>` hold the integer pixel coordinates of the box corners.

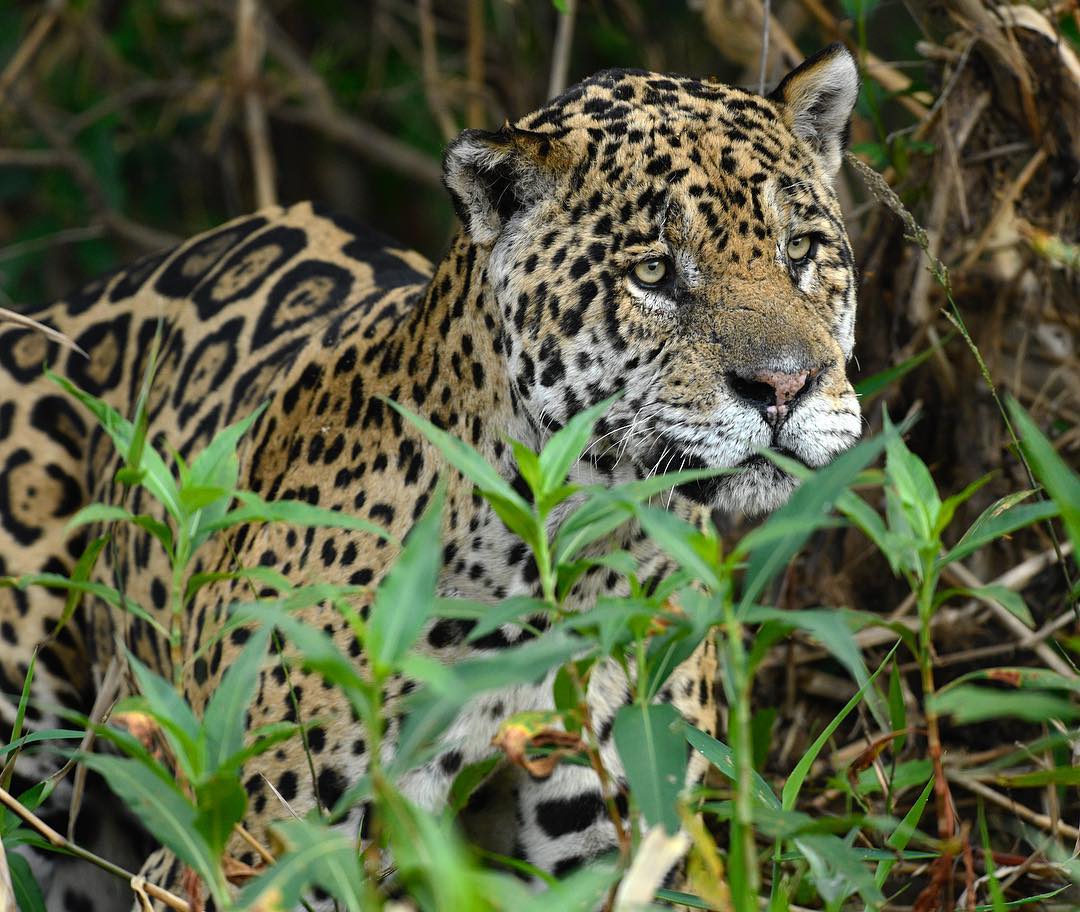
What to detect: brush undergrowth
<box><xmin>1</xmin><ymin>345</ymin><xmax>1077</xmax><ymax>911</ymax></box>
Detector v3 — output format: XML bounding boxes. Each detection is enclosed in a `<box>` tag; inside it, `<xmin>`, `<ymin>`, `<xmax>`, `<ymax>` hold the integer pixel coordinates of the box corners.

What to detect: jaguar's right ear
<box><xmin>443</xmin><ymin>125</ymin><xmax>567</xmax><ymax>245</ymax></box>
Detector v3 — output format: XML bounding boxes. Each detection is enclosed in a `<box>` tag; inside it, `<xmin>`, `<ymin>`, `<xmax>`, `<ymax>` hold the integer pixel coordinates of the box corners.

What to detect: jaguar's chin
<box><xmin>712</xmin><ymin>456</ymin><xmax>800</xmax><ymax>516</ymax></box>
<box><xmin>633</xmin><ymin>446</ymin><xmax>802</xmax><ymax>516</ymax></box>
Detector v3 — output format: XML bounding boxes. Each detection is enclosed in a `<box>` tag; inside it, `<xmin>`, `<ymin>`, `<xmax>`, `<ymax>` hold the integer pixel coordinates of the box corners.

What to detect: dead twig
<box><xmin>758</xmin><ymin>0</ymin><xmax>771</xmax><ymax>95</ymax></box>
<box><xmin>236</xmin><ymin>0</ymin><xmax>277</xmax><ymax>209</ymax></box>
<box><xmin>254</xmin><ymin>11</ymin><xmax>442</xmax><ymax>188</ymax></box>
<box><xmin>0</xmin><ymin>307</ymin><xmax>87</xmax><ymax>356</ymax></box>
<box><xmin>959</xmin><ymin>147</ymin><xmax>1050</xmax><ymax>271</ymax></box>
<box><xmin>943</xmin><ymin>556</ymin><xmax>1076</xmax><ymax>679</ymax></box>
<box><xmin>417</xmin><ymin>0</ymin><xmax>457</xmax><ymax>141</ymax></box>
<box><xmin>0</xmin><ymin>224</ymin><xmax>104</xmax><ymax>263</ymax></box>
<box><xmin>0</xmin><ymin>0</ymin><xmax>63</xmax><ymax>109</ymax></box>
<box><xmin>0</xmin><ymin>784</ymin><xmax>190</xmax><ymax>911</ymax></box>
<box><xmin>548</xmin><ymin>0</ymin><xmax>577</xmax><ymax>99</ymax></box>
<box><xmin>6</xmin><ymin>90</ymin><xmax>180</xmax><ymax>251</ymax></box>
<box><xmin>271</xmin><ymin>104</ymin><xmax>441</xmax><ymax>188</ymax></box>
<box><xmin>946</xmin><ymin>770</ymin><xmax>1080</xmax><ymax>841</ymax></box>
<box><xmin>466</xmin><ymin>0</ymin><xmax>485</xmax><ymax>128</ymax></box>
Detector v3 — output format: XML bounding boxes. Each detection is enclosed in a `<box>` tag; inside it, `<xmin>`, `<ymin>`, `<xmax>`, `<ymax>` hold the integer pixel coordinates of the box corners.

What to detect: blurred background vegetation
<box><xmin>1</xmin><ymin>0</ymin><xmax>1078</xmax><ymax>902</ymax></box>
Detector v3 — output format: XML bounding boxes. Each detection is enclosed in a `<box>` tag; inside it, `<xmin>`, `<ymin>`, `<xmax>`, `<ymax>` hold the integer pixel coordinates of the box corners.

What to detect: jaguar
<box><xmin>0</xmin><ymin>43</ymin><xmax>861</xmax><ymax>910</ymax></box>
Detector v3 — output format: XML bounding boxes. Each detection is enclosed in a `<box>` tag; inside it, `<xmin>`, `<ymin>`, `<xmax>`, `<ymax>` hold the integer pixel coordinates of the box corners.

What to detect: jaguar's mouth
<box><xmin>633</xmin><ymin>442</ymin><xmax>808</xmax><ymax>514</ymax></box>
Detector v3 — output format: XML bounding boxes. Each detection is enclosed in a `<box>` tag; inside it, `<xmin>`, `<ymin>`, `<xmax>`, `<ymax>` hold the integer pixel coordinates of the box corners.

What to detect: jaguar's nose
<box><xmin>727</xmin><ymin>367</ymin><xmax>816</xmax><ymax>425</ymax></box>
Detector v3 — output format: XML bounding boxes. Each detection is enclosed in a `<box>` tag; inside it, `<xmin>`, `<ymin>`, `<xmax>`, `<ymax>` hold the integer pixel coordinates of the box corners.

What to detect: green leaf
<box><xmin>184</xmin><ymin>565</ymin><xmax>291</xmax><ymax>606</ymax></box>
<box><xmin>367</xmin><ymin>481</ymin><xmax>445</xmax><ymax>674</ymax></box>
<box><xmin>883</xmin><ymin>410</ymin><xmax>940</xmax><ymax>541</ymax></box>
<box><xmin>888</xmin><ymin>663</ymin><xmax>907</xmax><ymax>755</ymax></box>
<box><xmin>854</xmin><ymin>335</ymin><xmax>950</xmax><ymax>401</ymax></box>
<box><xmin>237</xmin><ymin>817</ymin><xmax>368</xmax><ymax>911</ymax></box>
<box><xmin>992</xmin><ymin>766</ymin><xmax>1080</xmax><ymax>787</ymax></box>
<box><xmin>538</xmin><ymin>393</ymin><xmax>621</xmax><ymax>495</ymax></box>
<box><xmin>202</xmin><ymin>490</ymin><xmax>395</xmax><ymax>543</ymax></box>
<box><xmin>187</xmin><ymin>404</ymin><xmax>269</xmax><ymax>549</ymax></box>
<box><xmin>743</xmin><ymin>606</ymin><xmax>885</xmax><ymax>728</ymax></box>
<box><xmin>193</xmin><ymin>771</ymin><xmax>247</xmax><ymax>858</ymax></box>
<box><xmin>77</xmin><ymin>754</ymin><xmax>222</xmax><ymax>900</ymax></box>
<box><xmin>53</xmin><ymin>533</ymin><xmax>109</xmax><ymax>638</ymax></box>
<box><xmin>377</xmin><ymin>784</ymin><xmax>484</xmax><ymax>909</ymax></box>
<box><xmin>125</xmin><ymin>651</ymin><xmax>202</xmax><ymax>779</ymax></box>
<box><xmin>1007</xmin><ymin>397</ymin><xmax>1080</xmax><ymax>554</ymax></box>
<box><xmin>6</xmin><ymin>574</ymin><xmax>168</xmax><ymax>637</ymax></box>
<box><xmin>65</xmin><ymin>503</ymin><xmax>136</xmax><ymax>530</ymax></box>
<box><xmin>635</xmin><ymin>506</ymin><xmax>721</xmax><ymax>590</ymax></box>
<box><xmin>0</xmin><ymin>729</ymin><xmax>85</xmax><ymax>759</ymax></box>
<box><xmin>387</xmin><ymin>398</ymin><xmax>528</xmax><ymax>512</ymax></box>
<box><xmin>517</xmin><ymin>860</ymin><xmax>616</xmax><ymax>909</ymax></box>
<box><xmin>684</xmin><ymin>725</ymin><xmax>780</xmax><ymax>809</ymax></box>
<box><xmin>742</xmin><ymin>432</ymin><xmax>888</xmax><ymax>611</ymax></box>
<box><xmin>935</xmin><ymin>585</ymin><xmax>1034</xmax><ymax>628</ymax></box>
<box><xmin>202</xmin><ymin>627</ymin><xmax>272</xmax><ymax>771</ymax></box>
<box><xmin>8</xmin><ymin>848</ymin><xmax>46</xmax><ymax>912</ymax></box>
<box><xmin>230</xmin><ymin>605</ymin><xmax>372</xmax><ymax>720</ymax></box>
<box><xmin>978</xmin><ymin>797</ymin><xmax>1007</xmax><ymax>912</ymax></box>
<box><xmin>447</xmin><ymin>754</ymin><xmax>503</xmax><ymax>814</ymax></box>
<box><xmin>932</xmin><ymin>685</ymin><xmax>1080</xmax><ymax>723</ymax></box>
<box><xmin>553</xmin><ymin>468</ymin><xmax>727</xmax><ymax>564</ymax></box>
<box><xmin>510</xmin><ymin>440</ymin><xmax>544</xmax><ymax>500</ymax></box>
<box><xmin>795</xmin><ymin>832</ymin><xmax>885</xmax><ymax>906</ymax></box>
<box><xmin>397</xmin><ymin>634</ymin><xmax>587</xmax><ymax>776</ymax></box>
<box><xmin>938</xmin><ymin>497</ymin><xmax>1060</xmax><ymax>567</ymax></box>
<box><xmin>67</xmin><ymin>505</ymin><xmax>174</xmax><ymax>556</ymax></box>
<box><xmin>874</xmin><ymin>776</ymin><xmax>933</xmax><ymax>887</ymax></box>
<box><xmin>47</xmin><ymin>369</ymin><xmax>181</xmax><ymax>519</ymax></box>
<box><xmin>782</xmin><ymin>642</ymin><xmax>898</xmax><ymax>810</ymax></box>
<box><xmin>612</xmin><ymin>702</ymin><xmax>686</xmax><ymax>834</ymax></box>
<box><xmin>936</xmin><ymin>472</ymin><xmax>995</xmax><ymax>536</ymax></box>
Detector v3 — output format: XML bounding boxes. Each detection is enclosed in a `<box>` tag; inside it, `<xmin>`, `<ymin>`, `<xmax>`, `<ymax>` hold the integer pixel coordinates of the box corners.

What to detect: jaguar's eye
<box><xmin>633</xmin><ymin>258</ymin><xmax>669</xmax><ymax>286</ymax></box>
<box><xmin>786</xmin><ymin>235</ymin><xmax>813</xmax><ymax>261</ymax></box>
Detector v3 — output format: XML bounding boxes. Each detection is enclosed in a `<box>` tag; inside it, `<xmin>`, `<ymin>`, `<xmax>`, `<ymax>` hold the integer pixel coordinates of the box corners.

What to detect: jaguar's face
<box><xmin>445</xmin><ymin>45</ymin><xmax>862</xmax><ymax>515</ymax></box>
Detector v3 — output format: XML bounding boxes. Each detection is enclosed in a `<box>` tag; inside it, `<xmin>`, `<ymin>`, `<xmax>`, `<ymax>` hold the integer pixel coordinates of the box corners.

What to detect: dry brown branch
<box><xmin>946</xmin><ymin>770</ymin><xmax>1080</xmax><ymax>841</ymax></box>
<box><xmin>0</xmin><ymin>0</ymin><xmax>63</xmax><ymax>109</ymax></box>
<box><xmin>237</xmin><ymin>0</ymin><xmax>277</xmax><ymax>209</ymax></box>
<box><xmin>272</xmin><ymin>104</ymin><xmax>442</xmax><ymax>188</ymax></box>
<box><xmin>0</xmin><ymin>223</ymin><xmax>104</xmax><ymax>263</ymax></box>
<box><xmin>63</xmin><ymin>79</ymin><xmax>194</xmax><ymax>139</ymax></box>
<box><xmin>793</xmin><ymin>0</ymin><xmax>932</xmax><ymax>117</ymax></box>
<box><xmin>66</xmin><ymin>656</ymin><xmax>123</xmax><ymax>839</ymax></box>
<box><xmin>254</xmin><ymin>11</ymin><xmax>442</xmax><ymax>188</ymax></box>
<box><xmin>701</xmin><ymin>0</ymin><xmax>801</xmax><ymax>76</ymax></box>
<box><xmin>906</xmin><ymin>91</ymin><xmax>990</xmax><ymax>325</ymax></box>
<box><xmin>942</xmin><ymin>559</ymin><xmax>1076</xmax><ymax>678</ymax></box>
<box><xmin>548</xmin><ymin>0</ymin><xmax>578</xmax><ymax>99</ymax></box>
<box><xmin>959</xmin><ymin>147</ymin><xmax>1050</xmax><ymax>270</ymax></box>
<box><xmin>0</xmin><ymin>306</ymin><xmax>86</xmax><ymax>356</ymax></box>
<box><xmin>0</xmin><ymin>836</ymin><xmax>15</xmax><ymax>912</ymax></box>
<box><xmin>418</xmin><ymin>0</ymin><xmax>458</xmax><ymax>142</ymax></box>
<box><xmin>6</xmin><ymin>91</ymin><xmax>180</xmax><ymax>251</ymax></box>
<box><xmin>466</xmin><ymin>0</ymin><xmax>485</xmax><ymax>128</ymax></box>
<box><xmin>0</xmin><ymin>784</ymin><xmax>190</xmax><ymax>911</ymax></box>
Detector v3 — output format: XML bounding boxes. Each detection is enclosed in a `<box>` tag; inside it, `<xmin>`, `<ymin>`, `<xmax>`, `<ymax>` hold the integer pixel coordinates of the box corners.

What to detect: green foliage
<box><xmin>5</xmin><ymin>344</ymin><xmax>1077</xmax><ymax>912</ymax></box>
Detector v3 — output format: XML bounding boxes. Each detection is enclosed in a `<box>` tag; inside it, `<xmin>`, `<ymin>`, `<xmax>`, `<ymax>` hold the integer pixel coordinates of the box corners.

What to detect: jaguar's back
<box><xmin>0</xmin><ymin>203</ymin><xmax>431</xmax><ymax>745</ymax></box>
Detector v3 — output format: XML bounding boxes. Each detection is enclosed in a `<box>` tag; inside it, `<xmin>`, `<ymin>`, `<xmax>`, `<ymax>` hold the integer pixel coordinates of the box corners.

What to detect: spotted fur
<box><xmin>1</xmin><ymin>45</ymin><xmax>861</xmax><ymax>910</ymax></box>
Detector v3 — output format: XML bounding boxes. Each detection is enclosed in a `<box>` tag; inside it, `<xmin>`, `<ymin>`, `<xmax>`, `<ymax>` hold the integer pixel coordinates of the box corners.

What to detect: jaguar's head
<box><xmin>444</xmin><ymin>45</ymin><xmax>862</xmax><ymax>515</ymax></box>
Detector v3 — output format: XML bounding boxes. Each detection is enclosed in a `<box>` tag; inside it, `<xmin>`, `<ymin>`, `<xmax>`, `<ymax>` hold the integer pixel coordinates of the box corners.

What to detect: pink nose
<box><xmin>727</xmin><ymin>368</ymin><xmax>815</xmax><ymax>425</ymax></box>
<box><xmin>753</xmin><ymin>370</ymin><xmax>810</xmax><ymax>408</ymax></box>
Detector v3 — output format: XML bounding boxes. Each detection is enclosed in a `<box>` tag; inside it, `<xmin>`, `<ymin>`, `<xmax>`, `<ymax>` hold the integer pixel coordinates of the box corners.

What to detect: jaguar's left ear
<box><xmin>443</xmin><ymin>124</ymin><xmax>569</xmax><ymax>245</ymax></box>
<box><xmin>769</xmin><ymin>43</ymin><xmax>859</xmax><ymax>178</ymax></box>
